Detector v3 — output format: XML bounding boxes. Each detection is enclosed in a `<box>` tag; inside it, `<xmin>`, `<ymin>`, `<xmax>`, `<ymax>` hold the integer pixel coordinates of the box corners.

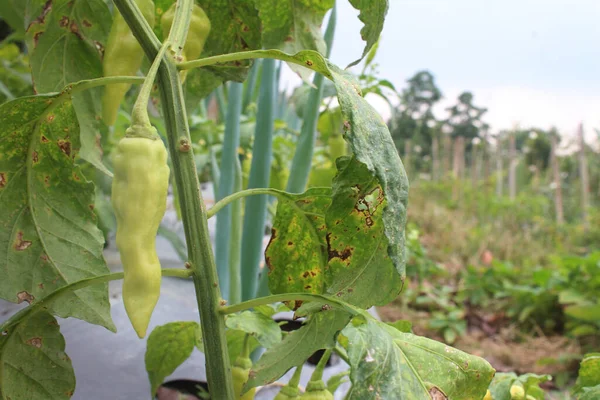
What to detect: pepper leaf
<box><xmin>266</xmin><ymin>188</ymin><xmax>332</xmax><ymax>297</ymax></box>
<box><xmin>255</xmin><ymin>0</ymin><xmax>334</xmax><ymax>81</ymax></box>
<box><xmin>0</xmin><ymin>95</ymin><xmax>115</xmax><ymax>331</ymax></box>
<box><xmin>341</xmin><ymin>315</ymin><xmax>495</xmax><ymax>400</ymax></box>
<box><xmin>244</xmin><ymin>309</ymin><xmax>352</xmax><ymax>391</ymax></box>
<box><xmin>0</xmin><ymin>311</ymin><xmax>75</xmax><ymax>399</ymax></box>
<box><xmin>225</xmin><ymin>311</ymin><xmax>282</xmax><ymax>348</ymax></box>
<box><xmin>145</xmin><ymin>321</ymin><xmax>202</xmax><ymax>395</ymax></box>
<box><xmin>26</xmin><ymin>0</ymin><xmax>113</xmax><ymax>175</ymax></box>
<box><xmin>346</xmin><ymin>0</ymin><xmax>389</xmax><ymax>68</ymax></box>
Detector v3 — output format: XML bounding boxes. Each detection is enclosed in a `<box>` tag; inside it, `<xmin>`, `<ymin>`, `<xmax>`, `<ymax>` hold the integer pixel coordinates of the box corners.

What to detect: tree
<box><xmin>444</xmin><ymin>92</ymin><xmax>487</xmax><ymax>180</ymax></box>
<box><xmin>389</xmin><ymin>70</ymin><xmax>442</xmax><ymax>174</ymax></box>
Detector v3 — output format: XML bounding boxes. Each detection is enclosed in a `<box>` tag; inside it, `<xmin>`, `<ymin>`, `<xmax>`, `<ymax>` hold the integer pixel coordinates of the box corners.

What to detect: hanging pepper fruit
<box><xmin>112</xmin><ymin>127</ymin><xmax>170</xmax><ymax>338</ymax></box>
<box><xmin>232</xmin><ymin>334</ymin><xmax>256</xmax><ymax>399</ymax></box>
<box><xmin>102</xmin><ymin>0</ymin><xmax>156</xmax><ymax>126</ymax></box>
<box><xmin>111</xmin><ymin>41</ymin><xmax>171</xmax><ymax>339</ymax></box>
<box><xmin>160</xmin><ymin>2</ymin><xmax>211</xmax><ymax>81</ymax></box>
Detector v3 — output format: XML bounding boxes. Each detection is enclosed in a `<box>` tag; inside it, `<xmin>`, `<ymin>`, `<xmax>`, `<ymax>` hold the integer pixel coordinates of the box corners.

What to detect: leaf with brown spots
<box><xmin>0</xmin><ymin>95</ymin><xmax>114</xmax><ymax>331</ymax></box>
<box><xmin>25</xmin><ymin>0</ymin><xmax>113</xmax><ymax>176</ymax></box>
<box><xmin>254</xmin><ymin>0</ymin><xmax>334</xmax><ymax>80</ymax></box>
<box><xmin>266</xmin><ymin>187</ymin><xmax>331</xmax><ymax>297</ymax></box>
<box><xmin>341</xmin><ymin>314</ymin><xmax>495</xmax><ymax>400</ymax></box>
<box><xmin>0</xmin><ymin>311</ymin><xmax>75</xmax><ymax>399</ymax></box>
<box><xmin>324</xmin><ymin>156</ymin><xmax>404</xmax><ymax>308</ymax></box>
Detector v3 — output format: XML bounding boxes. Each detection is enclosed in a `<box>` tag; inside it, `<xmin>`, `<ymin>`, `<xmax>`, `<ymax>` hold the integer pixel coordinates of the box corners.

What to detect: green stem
<box><xmin>288</xmin><ymin>364</ymin><xmax>303</xmax><ymax>388</ymax></box>
<box><xmin>64</xmin><ymin>76</ymin><xmax>145</xmax><ymax>95</ymax></box>
<box><xmin>277</xmin><ymin>364</ymin><xmax>304</xmax><ymax>397</ymax></box>
<box><xmin>0</xmin><ymin>269</ymin><xmax>192</xmax><ymax>334</ymax></box>
<box><xmin>218</xmin><ymin>293</ymin><xmax>358</xmax><ymax>316</ymax></box>
<box><xmin>207</xmin><ymin>188</ymin><xmax>290</xmax><ymax>219</ymax></box>
<box><xmin>112</xmin><ymin>0</ymin><xmax>235</xmax><ymax>397</ymax></box>
<box><xmin>286</xmin><ymin>5</ymin><xmax>336</xmax><ymax>193</ymax></box>
<box><xmin>178</xmin><ymin>50</ymin><xmax>329</xmax><ymax>77</ymax></box>
<box><xmin>130</xmin><ymin>40</ymin><xmax>169</xmax><ymax>128</ymax></box>
<box><xmin>310</xmin><ymin>349</ymin><xmax>331</xmax><ymax>382</ymax></box>
<box><xmin>163</xmin><ymin>0</ymin><xmax>192</xmax><ymax>60</ymax></box>
<box><xmin>215</xmin><ymin>82</ymin><xmax>243</xmax><ymax>300</ymax></box>
<box><xmin>228</xmin><ymin>158</ymin><xmax>243</xmax><ymax>304</ymax></box>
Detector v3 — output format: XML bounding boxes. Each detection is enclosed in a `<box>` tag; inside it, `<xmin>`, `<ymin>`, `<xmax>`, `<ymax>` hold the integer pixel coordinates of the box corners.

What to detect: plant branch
<box><xmin>130</xmin><ymin>40</ymin><xmax>170</xmax><ymax>128</ymax></box>
<box><xmin>207</xmin><ymin>188</ymin><xmax>290</xmax><ymax>219</ymax></box>
<box><xmin>219</xmin><ymin>293</ymin><xmax>359</xmax><ymax>316</ymax></box>
<box><xmin>0</xmin><ymin>269</ymin><xmax>191</xmax><ymax>334</ymax></box>
<box><xmin>178</xmin><ymin>49</ymin><xmax>331</xmax><ymax>81</ymax></box>
<box><xmin>112</xmin><ymin>0</ymin><xmax>235</xmax><ymax>397</ymax></box>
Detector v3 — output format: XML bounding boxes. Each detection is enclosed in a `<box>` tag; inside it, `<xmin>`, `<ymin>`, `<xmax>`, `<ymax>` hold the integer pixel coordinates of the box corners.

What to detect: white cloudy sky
<box><xmin>281</xmin><ymin>0</ymin><xmax>600</xmax><ymax>142</ymax></box>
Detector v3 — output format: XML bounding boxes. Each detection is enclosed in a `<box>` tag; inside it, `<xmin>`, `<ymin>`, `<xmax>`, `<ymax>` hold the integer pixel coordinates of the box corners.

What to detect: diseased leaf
<box><xmin>266</xmin><ymin>188</ymin><xmax>332</xmax><ymax>296</ymax></box>
<box><xmin>329</xmin><ymin>65</ymin><xmax>409</xmax><ymax>281</ymax></box>
<box><xmin>325</xmin><ymin>156</ymin><xmax>404</xmax><ymax>307</ymax></box>
<box><xmin>187</xmin><ymin>0</ymin><xmax>262</xmax><ymax>97</ymax></box>
<box><xmin>27</xmin><ymin>0</ymin><xmax>111</xmax><ymax>93</ymax></box>
<box><xmin>0</xmin><ymin>95</ymin><xmax>114</xmax><ymax>331</ymax></box>
<box><xmin>0</xmin><ymin>0</ymin><xmax>49</xmax><ymax>36</ymax></box>
<box><xmin>225</xmin><ymin>311</ymin><xmax>282</xmax><ymax>348</ymax></box>
<box><xmin>0</xmin><ymin>311</ymin><xmax>75</xmax><ymax>400</ymax></box>
<box><xmin>347</xmin><ymin>0</ymin><xmax>389</xmax><ymax>68</ymax></box>
<box><xmin>255</xmin><ymin>0</ymin><xmax>334</xmax><ymax>80</ymax></box>
<box><xmin>341</xmin><ymin>315</ymin><xmax>495</xmax><ymax>400</ymax></box>
<box><xmin>258</xmin><ymin>49</ymin><xmax>407</xmax><ymax>307</ymax></box>
<box><xmin>245</xmin><ymin>309</ymin><xmax>352</xmax><ymax>390</ymax></box>
<box><xmin>26</xmin><ymin>0</ymin><xmax>113</xmax><ymax>174</ymax></box>
<box><xmin>72</xmin><ymin>91</ymin><xmax>112</xmax><ymax>176</ymax></box>
<box><xmin>145</xmin><ymin>322</ymin><xmax>201</xmax><ymax>395</ymax></box>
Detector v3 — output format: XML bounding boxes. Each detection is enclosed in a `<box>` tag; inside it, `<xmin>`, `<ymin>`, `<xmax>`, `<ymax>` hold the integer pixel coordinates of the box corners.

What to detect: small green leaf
<box><xmin>225</xmin><ymin>311</ymin><xmax>282</xmax><ymax>348</ymax></box>
<box><xmin>0</xmin><ymin>311</ymin><xmax>75</xmax><ymax>400</ymax></box>
<box><xmin>580</xmin><ymin>385</ymin><xmax>600</xmax><ymax>400</ymax></box>
<box><xmin>565</xmin><ymin>304</ymin><xmax>600</xmax><ymax>322</ymax></box>
<box><xmin>145</xmin><ymin>321</ymin><xmax>201</xmax><ymax>395</ymax></box>
<box><xmin>245</xmin><ymin>309</ymin><xmax>352</xmax><ymax>390</ymax></box>
<box><xmin>254</xmin><ymin>303</ymin><xmax>290</xmax><ymax>318</ymax></box>
<box><xmin>386</xmin><ymin>320</ymin><xmax>412</xmax><ymax>333</ymax></box>
<box><xmin>574</xmin><ymin>353</ymin><xmax>600</xmax><ymax>395</ymax></box>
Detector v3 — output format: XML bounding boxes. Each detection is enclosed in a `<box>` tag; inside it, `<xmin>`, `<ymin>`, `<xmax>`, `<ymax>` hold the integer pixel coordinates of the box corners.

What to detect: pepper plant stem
<box><xmin>112</xmin><ymin>0</ymin><xmax>235</xmax><ymax>397</ymax></box>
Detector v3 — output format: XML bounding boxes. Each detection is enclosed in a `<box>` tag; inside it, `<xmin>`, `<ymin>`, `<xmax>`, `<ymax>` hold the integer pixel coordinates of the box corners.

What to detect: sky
<box><xmin>282</xmin><ymin>0</ymin><xmax>600</xmax><ymax>143</ymax></box>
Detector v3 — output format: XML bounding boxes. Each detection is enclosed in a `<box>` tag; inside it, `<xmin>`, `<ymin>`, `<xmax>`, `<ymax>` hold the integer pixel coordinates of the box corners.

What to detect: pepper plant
<box><xmin>0</xmin><ymin>0</ymin><xmax>497</xmax><ymax>398</ymax></box>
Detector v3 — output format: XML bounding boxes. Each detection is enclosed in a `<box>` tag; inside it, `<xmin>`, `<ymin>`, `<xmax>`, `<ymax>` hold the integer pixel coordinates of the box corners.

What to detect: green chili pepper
<box><xmin>111</xmin><ymin>126</ymin><xmax>170</xmax><ymax>338</ymax></box>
